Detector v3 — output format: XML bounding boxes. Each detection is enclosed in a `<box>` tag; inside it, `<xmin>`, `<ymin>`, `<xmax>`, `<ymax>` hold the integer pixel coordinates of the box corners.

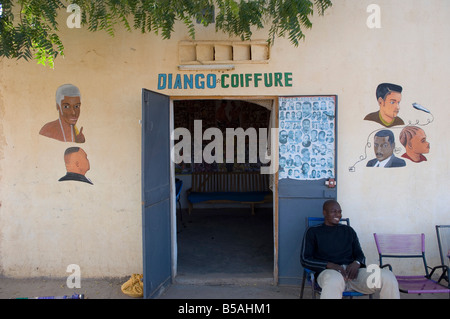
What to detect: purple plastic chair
<box><xmin>435</xmin><ymin>225</ymin><xmax>450</xmax><ymax>283</ymax></box>
<box><xmin>373</xmin><ymin>233</ymin><xmax>450</xmax><ymax>298</ymax></box>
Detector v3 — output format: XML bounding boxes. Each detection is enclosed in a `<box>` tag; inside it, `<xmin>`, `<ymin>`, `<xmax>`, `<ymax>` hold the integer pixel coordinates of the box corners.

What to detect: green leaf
<box><xmin>0</xmin><ymin>0</ymin><xmax>332</xmax><ymax>67</ymax></box>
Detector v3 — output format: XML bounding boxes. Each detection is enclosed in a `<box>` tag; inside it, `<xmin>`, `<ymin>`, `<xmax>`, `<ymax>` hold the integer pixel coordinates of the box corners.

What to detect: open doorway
<box><xmin>173</xmin><ymin>98</ymin><xmax>276</xmax><ymax>282</ymax></box>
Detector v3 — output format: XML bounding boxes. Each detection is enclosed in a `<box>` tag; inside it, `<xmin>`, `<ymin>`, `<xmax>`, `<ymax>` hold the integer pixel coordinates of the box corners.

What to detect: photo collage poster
<box><xmin>278</xmin><ymin>96</ymin><xmax>336</xmax><ymax>180</ymax></box>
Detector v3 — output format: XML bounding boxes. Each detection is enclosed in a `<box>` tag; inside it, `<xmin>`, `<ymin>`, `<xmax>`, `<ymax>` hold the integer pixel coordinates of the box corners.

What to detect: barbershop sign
<box><xmin>157</xmin><ymin>72</ymin><xmax>293</xmax><ymax>90</ymax></box>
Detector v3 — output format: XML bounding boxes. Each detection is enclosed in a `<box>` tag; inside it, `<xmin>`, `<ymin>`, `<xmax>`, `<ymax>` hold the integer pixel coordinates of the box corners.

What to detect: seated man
<box><xmin>300</xmin><ymin>200</ymin><xmax>400</xmax><ymax>299</ymax></box>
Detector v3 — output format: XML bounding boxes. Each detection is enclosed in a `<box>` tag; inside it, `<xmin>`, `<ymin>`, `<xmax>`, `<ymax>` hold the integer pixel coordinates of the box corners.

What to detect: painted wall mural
<box><xmin>39</xmin><ymin>84</ymin><xmax>85</xmax><ymax>143</ymax></box>
<box><xmin>364</xmin><ymin>83</ymin><xmax>405</xmax><ymax>127</ymax></box>
<box><xmin>39</xmin><ymin>84</ymin><xmax>92</xmax><ymax>185</ymax></box>
<box><xmin>366</xmin><ymin>130</ymin><xmax>406</xmax><ymax>168</ymax></box>
<box><xmin>59</xmin><ymin>147</ymin><xmax>93</xmax><ymax>185</ymax></box>
<box><xmin>350</xmin><ymin>82</ymin><xmax>432</xmax><ymax>171</ymax></box>
<box><xmin>278</xmin><ymin>96</ymin><xmax>336</xmax><ymax>180</ymax></box>
<box><xmin>399</xmin><ymin>126</ymin><xmax>430</xmax><ymax>163</ymax></box>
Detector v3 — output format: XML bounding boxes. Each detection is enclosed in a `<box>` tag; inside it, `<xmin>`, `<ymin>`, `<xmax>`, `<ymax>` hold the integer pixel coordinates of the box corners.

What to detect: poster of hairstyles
<box><xmin>278</xmin><ymin>96</ymin><xmax>336</xmax><ymax>180</ymax></box>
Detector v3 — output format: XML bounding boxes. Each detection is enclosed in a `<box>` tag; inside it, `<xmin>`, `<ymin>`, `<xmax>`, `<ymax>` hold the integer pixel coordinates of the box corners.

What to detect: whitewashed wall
<box><xmin>0</xmin><ymin>0</ymin><xmax>448</xmax><ymax>278</ymax></box>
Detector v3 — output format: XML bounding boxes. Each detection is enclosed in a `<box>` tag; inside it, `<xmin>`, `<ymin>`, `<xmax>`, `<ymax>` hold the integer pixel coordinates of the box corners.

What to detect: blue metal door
<box><xmin>277</xmin><ymin>96</ymin><xmax>337</xmax><ymax>285</ymax></box>
<box><xmin>141</xmin><ymin>89</ymin><xmax>172</xmax><ymax>298</ymax></box>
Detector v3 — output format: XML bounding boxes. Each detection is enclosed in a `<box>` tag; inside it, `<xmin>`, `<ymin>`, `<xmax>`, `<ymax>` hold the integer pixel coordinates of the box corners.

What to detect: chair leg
<box><xmin>437</xmin><ymin>267</ymin><xmax>448</xmax><ymax>283</ymax></box>
<box><xmin>177</xmin><ymin>200</ymin><xmax>182</xmax><ymax>221</ymax></box>
<box><xmin>300</xmin><ymin>272</ymin><xmax>306</xmax><ymax>299</ymax></box>
<box><xmin>311</xmin><ymin>276</ymin><xmax>317</xmax><ymax>299</ymax></box>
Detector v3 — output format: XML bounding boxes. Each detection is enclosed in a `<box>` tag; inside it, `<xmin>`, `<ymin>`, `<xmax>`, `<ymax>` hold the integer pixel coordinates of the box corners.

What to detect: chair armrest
<box><xmin>304</xmin><ymin>268</ymin><xmax>315</xmax><ymax>275</ymax></box>
<box><xmin>303</xmin><ymin>268</ymin><xmax>317</xmax><ymax>282</ymax></box>
<box><xmin>427</xmin><ymin>264</ymin><xmax>449</xmax><ymax>280</ymax></box>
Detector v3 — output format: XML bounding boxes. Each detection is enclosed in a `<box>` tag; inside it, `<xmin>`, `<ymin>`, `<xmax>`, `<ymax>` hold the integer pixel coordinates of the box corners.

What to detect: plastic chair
<box><xmin>435</xmin><ymin>225</ymin><xmax>450</xmax><ymax>283</ymax></box>
<box><xmin>175</xmin><ymin>178</ymin><xmax>183</xmax><ymax>220</ymax></box>
<box><xmin>373</xmin><ymin>233</ymin><xmax>450</xmax><ymax>298</ymax></box>
<box><xmin>300</xmin><ymin>217</ymin><xmax>372</xmax><ymax>299</ymax></box>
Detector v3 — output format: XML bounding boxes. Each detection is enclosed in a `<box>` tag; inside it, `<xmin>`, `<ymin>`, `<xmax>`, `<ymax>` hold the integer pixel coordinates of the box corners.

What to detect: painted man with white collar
<box><xmin>366</xmin><ymin>130</ymin><xmax>406</xmax><ymax>168</ymax></box>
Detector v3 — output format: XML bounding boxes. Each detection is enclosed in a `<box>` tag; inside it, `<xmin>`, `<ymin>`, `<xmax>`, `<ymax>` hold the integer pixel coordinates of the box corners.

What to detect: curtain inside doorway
<box><xmin>173</xmin><ymin>98</ymin><xmax>276</xmax><ymax>192</ymax></box>
<box><xmin>241</xmin><ymin>99</ymin><xmax>276</xmax><ymax>191</ymax></box>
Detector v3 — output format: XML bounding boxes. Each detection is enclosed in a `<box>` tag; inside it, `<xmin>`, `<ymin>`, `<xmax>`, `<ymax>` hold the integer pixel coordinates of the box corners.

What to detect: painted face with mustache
<box><xmin>373</xmin><ymin>136</ymin><xmax>394</xmax><ymax>161</ymax></box>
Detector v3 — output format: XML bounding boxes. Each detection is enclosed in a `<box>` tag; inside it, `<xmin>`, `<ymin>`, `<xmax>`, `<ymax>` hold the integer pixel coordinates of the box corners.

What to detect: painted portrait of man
<box><xmin>399</xmin><ymin>126</ymin><xmax>430</xmax><ymax>163</ymax></box>
<box><xmin>39</xmin><ymin>84</ymin><xmax>85</xmax><ymax>143</ymax></box>
<box><xmin>59</xmin><ymin>147</ymin><xmax>93</xmax><ymax>185</ymax></box>
<box><xmin>364</xmin><ymin>83</ymin><xmax>405</xmax><ymax>127</ymax></box>
<box><xmin>366</xmin><ymin>130</ymin><xmax>406</xmax><ymax>168</ymax></box>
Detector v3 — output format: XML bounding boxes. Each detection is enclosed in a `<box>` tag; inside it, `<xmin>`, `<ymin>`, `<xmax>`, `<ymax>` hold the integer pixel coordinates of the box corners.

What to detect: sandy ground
<box><xmin>0</xmin><ymin>276</ymin><xmax>303</xmax><ymax>299</ymax></box>
<box><xmin>1</xmin><ymin>275</ymin><xmax>448</xmax><ymax>300</ymax></box>
<box><xmin>0</xmin><ymin>276</ymin><xmax>134</xmax><ymax>299</ymax></box>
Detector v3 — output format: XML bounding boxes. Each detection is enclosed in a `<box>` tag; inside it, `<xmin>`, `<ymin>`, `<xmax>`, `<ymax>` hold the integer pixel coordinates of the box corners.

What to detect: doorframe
<box><xmin>169</xmin><ymin>95</ymin><xmax>279</xmax><ymax>284</ymax></box>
